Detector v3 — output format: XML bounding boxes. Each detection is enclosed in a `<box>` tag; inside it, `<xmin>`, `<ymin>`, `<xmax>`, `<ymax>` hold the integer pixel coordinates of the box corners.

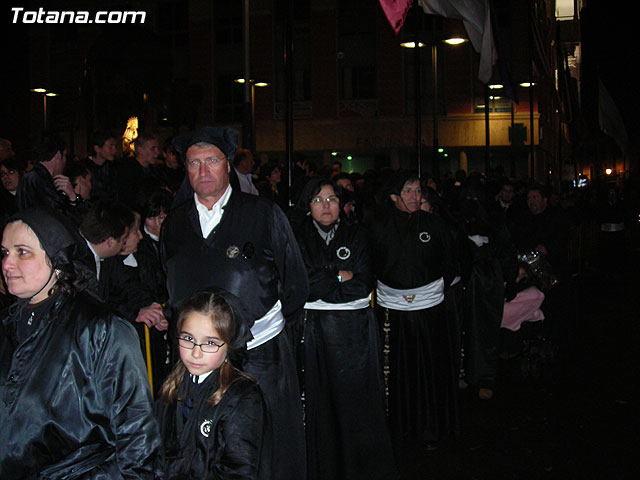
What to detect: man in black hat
<box><xmin>160</xmin><ymin>127</ymin><xmax>309</xmax><ymax>480</ymax></box>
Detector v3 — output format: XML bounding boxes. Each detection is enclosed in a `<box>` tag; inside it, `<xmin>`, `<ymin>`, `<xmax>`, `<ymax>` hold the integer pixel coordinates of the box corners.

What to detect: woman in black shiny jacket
<box><xmin>0</xmin><ymin>207</ymin><xmax>160</xmax><ymax>479</ymax></box>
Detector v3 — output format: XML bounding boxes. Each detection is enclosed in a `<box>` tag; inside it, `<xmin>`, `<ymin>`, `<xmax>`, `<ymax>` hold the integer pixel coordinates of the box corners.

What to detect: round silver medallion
<box><xmin>226</xmin><ymin>245</ymin><xmax>240</xmax><ymax>259</ymax></box>
<box><xmin>336</xmin><ymin>246</ymin><xmax>351</xmax><ymax>260</ymax></box>
<box><xmin>419</xmin><ymin>232</ymin><xmax>431</xmax><ymax>243</ymax></box>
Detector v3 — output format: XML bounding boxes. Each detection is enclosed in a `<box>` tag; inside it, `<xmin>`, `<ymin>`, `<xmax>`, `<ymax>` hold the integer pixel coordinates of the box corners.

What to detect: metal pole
<box><xmin>414</xmin><ymin>41</ymin><xmax>422</xmax><ymax>178</ymax></box>
<box><xmin>242</xmin><ymin>0</ymin><xmax>252</xmax><ymax>150</ymax></box>
<box><xmin>285</xmin><ymin>0</ymin><xmax>294</xmax><ymax>204</ymax></box>
<box><xmin>528</xmin><ymin>0</ymin><xmax>535</xmax><ymax>179</ymax></box>
<box><xmin>485</xmin><ymin>85</ymin><xmax>490</xmax><ymax>174</ymax></box>
<box><xmin>432</xmin><ymin>42</ymin><xmax>439</xmax><ymax>179</ymax></box>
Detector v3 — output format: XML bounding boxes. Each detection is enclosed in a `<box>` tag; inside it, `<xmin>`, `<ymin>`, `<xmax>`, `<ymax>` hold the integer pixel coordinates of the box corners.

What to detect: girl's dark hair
<box><xmin>159</xmin><ymin>291</ymin><xmax>253</xmax><ymax>406</ymax></box>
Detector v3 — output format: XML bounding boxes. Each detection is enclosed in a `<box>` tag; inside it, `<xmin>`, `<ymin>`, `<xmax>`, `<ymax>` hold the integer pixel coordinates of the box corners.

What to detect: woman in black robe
<box><xmin>371</xmin><ymin>172</ymin><xmax>459</xmax><ymax>445</ymax></box>
<box><xmin>292</xmin><ymin>178</ymin><xmax>398</xmax><ymax>480</ymax></box>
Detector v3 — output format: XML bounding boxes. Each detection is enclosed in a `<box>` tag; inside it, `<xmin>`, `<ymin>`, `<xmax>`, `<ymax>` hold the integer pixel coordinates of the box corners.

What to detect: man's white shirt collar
<box><xmin>195</xmin><ymin>184</ymin><xmax>232</xmax><ymax>238</ymax></box>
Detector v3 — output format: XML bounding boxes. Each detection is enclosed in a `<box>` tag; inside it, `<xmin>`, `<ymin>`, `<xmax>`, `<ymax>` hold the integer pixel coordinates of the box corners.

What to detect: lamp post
<box><xmin>235</xmin><ymin>78</ymin><xmax>270</xmax><ymax>154</ymax></box>
<box><xmin>30</xmin><ymin>88</ymin><xmax>57</xmax><ymax>133</ymax></box>
<box><xmin>401</xmin><ymin>34</ymin><xmax>467</xmax><ymax>180</ymax></box>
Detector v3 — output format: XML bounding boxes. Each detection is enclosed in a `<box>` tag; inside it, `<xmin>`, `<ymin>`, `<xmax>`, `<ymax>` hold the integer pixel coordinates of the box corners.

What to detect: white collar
<box><xmin>191</xmin><ymin>369</ymin><xmax>214</xmax><ymax>384</ymax></box>
<box><xmin>143</xmin><ymin>224</ymin><xmax>159</xmax><ymax>242</ymax></box>
<box><xmin>194</xmin><ymin>183</ymin><xmax>232</xmax><ymax>214</ymax></box>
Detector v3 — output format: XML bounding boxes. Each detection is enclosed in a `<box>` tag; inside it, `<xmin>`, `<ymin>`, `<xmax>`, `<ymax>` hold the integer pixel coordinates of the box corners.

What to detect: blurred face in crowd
<box><xmin>336</xmin><ymin>177</ymin><xmax>354</xmax><ymax>192</ymax></box>
<box><xmin>1</xmin><ymin>221</ymin><xmax>57</xmax><ymax>304</ymax></box>
<box><xmin>145</xmin><ymin>211</ymin><xmax>167</xmax><ymax>238</ymax></box>
<box><xmin>391</xmin><ymin>180</ymin><xmax>421</xmax><ymax>213</ymax></box>
<box><xmin>94</xmin><ymin>138</ymin><xmax>117</xmax><ymax>163</ymax></box>
<box><xmin>310</xmin><ymin>184</ymin><xmax>340</xmax><ymax>227</ymax></box>
<box><xmin>0</xmin><ymin>140</ymin><xmax>14</xmax><ymax>162</ymax></box>
<box><xmin>0</xmin><ymin>165</ymin><xmax>20</xmax><ymax>192</ymax></box>
<box><xmin>527</xmin><ymin>189</ymin><xmax>547</xmax><ymax>215</ymax></box>
<box><xmin>165</xmin><ymin>147</ymin><xmax>180</xmax><ymax>169</ymax></box>
<box><xmin>499</xmin><ymin>184</ymin><xmax>515</xmax><ymax>204</ymax></box>
<box><xmin>186</xmin><ymin>144</ymin><xmax>230</xmax><ymax>209</ymax></box>
<box><xmin>48</xmin><ymin>149</ymin><xmax>67</xmax><ymax>177</ymax></box>
<box><xmin>136</xmin><ymin>139</ymin><xmax>160</xmax><ymax>167</ymax></box>
<box><xmin>269</xmin><ymin>167</ymin><xmax>281</xmax><ymax>185</ymax></box>
<box><xmin>73</xmin><ymin>172</ymin><xmax>92</xmax><ymax>201</ymax></box>
<box><xmin>121</xmin><ymin>212</ymin><xmax>143</xmax><ymax>255</ymax></box>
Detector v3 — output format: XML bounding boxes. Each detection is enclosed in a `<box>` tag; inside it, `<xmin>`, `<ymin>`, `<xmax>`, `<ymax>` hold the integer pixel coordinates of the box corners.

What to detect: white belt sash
<box><xmin>601</xmin><ymin>222</ymin><xmax>624</xmax><ymax>232</ymax></box>
<box><xmin>304</xmin><ymin>293</ymin><xmax>372</xmax><ymax>311</ymax></box>
<box><xmin>376</xmin><ymin>278</ymin><xmax>444</xmax><ymax>311</ymax></box>
<box><xmin>247</xmin><ymin>300</ymin><xmax>285</xmax><ymax>350</ymax></box>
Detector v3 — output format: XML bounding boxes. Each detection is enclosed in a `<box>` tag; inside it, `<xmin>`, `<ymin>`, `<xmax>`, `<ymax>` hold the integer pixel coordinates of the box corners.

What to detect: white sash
<box><xmin>376</xmin><ymin>278</ymin><xmax>444</xmax><ymax>311</ymax></box>
<box><xmin>247</xmin><ymin>300</ymin><xmax>285</xmax><ymax>350</ymax></box>
<box><xmin>304</xmin><ymin>293</ymin><xmax>372</xmax><ymax>311</ymax></box>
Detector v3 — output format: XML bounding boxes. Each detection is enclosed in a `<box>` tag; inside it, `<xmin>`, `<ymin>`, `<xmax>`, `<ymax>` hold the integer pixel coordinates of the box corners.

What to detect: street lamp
<box><xmin>235</xmin><ymin>78</ymin><xmax>270</xmax><ymax>153</ymax></box>
<box><xmin>401</xmin><ymin>34</ymin><xmax>467</xmax><ymax>179</ymax></box>
<box><xmin>30</xmin><ymin>87</ymin><xmax>57</xmax><ymax>132</ymax></box>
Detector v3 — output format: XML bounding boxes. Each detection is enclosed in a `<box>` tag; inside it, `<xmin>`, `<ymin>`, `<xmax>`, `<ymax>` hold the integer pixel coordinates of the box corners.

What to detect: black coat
<box><xmin>0</xmin><ymin>291</ymin><xmax>160</xmax><ymax>479</ymax></box>
<box><xmin>160</xmin><ymin>189</ymin><xmax>308</xmax><ymax>321</ymax></box>
<box><xmin>16</xmin><ymin>163</ymin><xmax>84</xmax><ymax>225</ymax></box>
<box><xmin>154</xmin><ymin>372</ymin><xmax>271</xmax><ymax>480</ymax></box>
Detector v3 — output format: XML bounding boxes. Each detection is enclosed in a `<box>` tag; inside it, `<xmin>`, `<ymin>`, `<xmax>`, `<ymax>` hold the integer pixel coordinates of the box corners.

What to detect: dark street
<box><xmin>396</xmin><ymin>251</ymin><xmax>639</xmax><ymax>479</ymax></box>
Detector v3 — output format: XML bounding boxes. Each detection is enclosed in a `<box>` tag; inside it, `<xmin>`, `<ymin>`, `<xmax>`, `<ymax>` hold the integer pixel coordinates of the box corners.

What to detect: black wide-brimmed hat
<box><xmin>172</xmin><ymin>127</ymin><xmax>240</xmax><ymax>164</ymax></box>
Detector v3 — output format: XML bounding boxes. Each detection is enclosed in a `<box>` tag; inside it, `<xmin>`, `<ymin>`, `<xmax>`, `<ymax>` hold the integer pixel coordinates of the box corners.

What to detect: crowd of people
<box><xmin>0</xmin><ymin>129</ymin><xmax>635</xmax><ymax>479</ymax></box>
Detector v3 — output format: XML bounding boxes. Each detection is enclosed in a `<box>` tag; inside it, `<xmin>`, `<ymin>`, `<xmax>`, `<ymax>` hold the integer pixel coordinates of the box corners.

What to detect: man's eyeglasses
<box><xmin>0</xmin><ymin>169</ymin><xmax>16</xmax><ymax>178</ymax></box>
<box><xmin>177</xmin><ymin>335</ymin><xmax>225</xmax><ymax>353</ymax></box>
<box><xmin>310</xmin><ymin>195</ymin><xmax>339</xmax><ymax>205</ymax></box>
<box><xmin>185</xmin><ymin>156</ymin><xmax>225</xmax><ymax>169</ymax></box>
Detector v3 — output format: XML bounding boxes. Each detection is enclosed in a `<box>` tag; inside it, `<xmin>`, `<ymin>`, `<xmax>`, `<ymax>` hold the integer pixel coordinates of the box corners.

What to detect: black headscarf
<box><xmin>9</xmin><ymin>207</ymin><xmax>87</xmax><ymax>273</ymax></box>
<box><xmin>3</xmin><ymin>207</ymin><xmax>93</xmax><ymax>323</ymax></box>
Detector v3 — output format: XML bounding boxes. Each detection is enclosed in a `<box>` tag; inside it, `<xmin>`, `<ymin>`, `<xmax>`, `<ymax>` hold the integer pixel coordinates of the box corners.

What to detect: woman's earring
<box><xmin>55</xmin><ymin>269</ymin><xmax>62</xmax><ymax>279</ymax></box>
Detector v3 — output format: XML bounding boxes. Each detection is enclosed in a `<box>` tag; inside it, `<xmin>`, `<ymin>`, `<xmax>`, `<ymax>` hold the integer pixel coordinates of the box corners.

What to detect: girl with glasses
<box><xmin>155</xmin><ymin>288</ymin><xmax>271</xmax><ymax>479</ymax></box>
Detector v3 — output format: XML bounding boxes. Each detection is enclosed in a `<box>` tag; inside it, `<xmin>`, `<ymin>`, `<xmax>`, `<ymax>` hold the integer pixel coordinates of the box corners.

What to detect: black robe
<box><xmin>294</xmin><ymin>217</ymin><xmax>398</xmax><ymax>480</ymax></box>
<box><xmin>160</xmin><ymin>189</ymin><xmax>308</xmax><ymax>480</ymax></box>
<box><xmin>154</xmin><ymin>372</ymin><xmax>271</xmax><ymax>480</ymax></box>
<box><xmin>371</xmin><ymin>207</ymin><xmax>459</xmax><ymax>442</ymax></box>
<box><xmin>457</xmin><ymin>204</ymin><xmax>518</xmax><ymax>389</ymax></box>
<box><xmin>0</xmin><ymin>292</ymin><xmax>159</xmax><ymax>479</ymax></box>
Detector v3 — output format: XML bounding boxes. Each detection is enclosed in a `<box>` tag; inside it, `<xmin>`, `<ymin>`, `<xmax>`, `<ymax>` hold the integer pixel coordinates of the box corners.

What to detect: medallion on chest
<box><xmin>200</xmin><ymin>419</ymin><xmax>214</xmax><ymax>438</ymax></box>
<box><xmin>336</xmin><ymin>246</ymin><xmax>351</xmax><ymax>260</ymax></box>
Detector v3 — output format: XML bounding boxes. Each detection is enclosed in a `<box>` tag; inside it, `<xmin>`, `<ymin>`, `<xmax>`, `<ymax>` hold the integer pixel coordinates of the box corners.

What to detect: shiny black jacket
<box><xmin>0</xmin><ymin>292</ymin><xmax>160</xmax><ymax>479</ymax></box>
<box><xmin>154</xmin><ymin>373</ymin><xmax>271</xmax><ymax>479</ymax></box>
